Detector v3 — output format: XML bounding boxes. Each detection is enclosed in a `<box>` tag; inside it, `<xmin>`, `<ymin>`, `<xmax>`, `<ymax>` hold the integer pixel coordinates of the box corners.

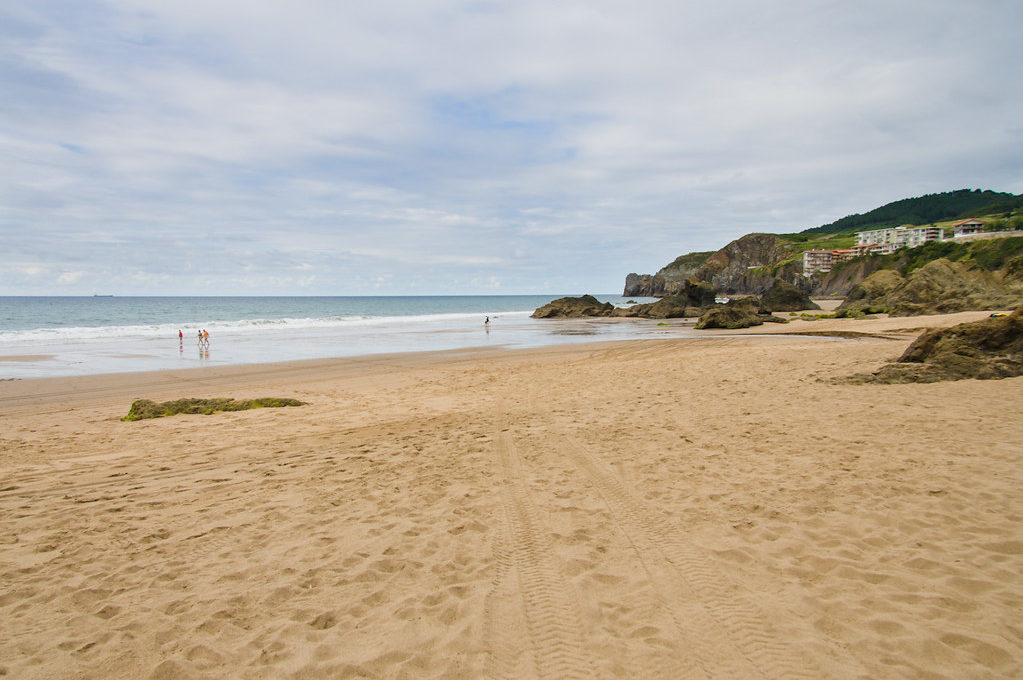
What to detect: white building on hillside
<box><xmin>803</xmin><ymin>249</ymin><xmax>835</xmax><ymax>273</ymax></box>
<box><xmin>952</xmin><ymin>219</ymin><xmax>984</xmax><ymax>238</ymax></box>
<box><xmin>855</xmin><ymin>225</ymin><xmax>942</xmax><ymax>254</ymax></box>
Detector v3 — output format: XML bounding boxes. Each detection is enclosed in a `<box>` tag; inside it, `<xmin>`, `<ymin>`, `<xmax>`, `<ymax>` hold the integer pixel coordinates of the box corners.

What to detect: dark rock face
<box><xmin>848</xmin><ymin>307</ymin><xmax>1023</xmax><ymax>383</ymax></box>
<box><xmin>838</xmin><ymin>258</ymin><xmax>1023</xmax><ymax>317</ymax></box>
<box><xmin>624</xmin><ymin>273</ymin><xmax>659</xmax><ymax>297</ymax></box>
<box><xmin>761</xmin><ymin>278</ymin><xmax>821</xmax><ymax>312</ymax></box>
<box><xmin>531</xmin><ymin>295</ymin><xmax>614</xmax><ymax>318</ymax></box>
<box><xmin>692</xmin><ymin>234</ymin><xmax>792</xmax><ymax>294</ymax></box>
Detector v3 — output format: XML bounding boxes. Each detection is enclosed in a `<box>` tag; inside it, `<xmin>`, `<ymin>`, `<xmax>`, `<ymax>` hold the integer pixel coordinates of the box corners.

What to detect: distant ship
<box><xmin>93</xmin><ymin>294</ymin><xmax>114</xmax><ymax>297</ymax></box>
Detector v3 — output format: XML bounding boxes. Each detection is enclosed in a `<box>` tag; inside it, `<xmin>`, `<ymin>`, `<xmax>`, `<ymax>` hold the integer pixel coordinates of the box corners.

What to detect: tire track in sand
<box><xmin>551</xmin><ymin>426</ymin><xmax>856</xmax><ymax>679</ymax></box>
<box><xmin>484</xmin><ymin>403</ymin><xmax>600</xmax><ymax>680</ymax></box>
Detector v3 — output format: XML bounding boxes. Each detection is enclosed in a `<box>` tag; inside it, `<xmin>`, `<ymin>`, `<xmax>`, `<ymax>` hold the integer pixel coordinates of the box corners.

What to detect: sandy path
<box><xmin>1</xmin><ymin>316</ymin><xmax>1020</xmax><ymax>678</ymax></box>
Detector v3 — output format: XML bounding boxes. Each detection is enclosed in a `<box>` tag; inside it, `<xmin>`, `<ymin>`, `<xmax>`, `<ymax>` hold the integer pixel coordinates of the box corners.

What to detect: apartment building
<box><xmin>855</xmin><ymin>225</ymin><xmax>942</xmax><ymax>254</ymax></box>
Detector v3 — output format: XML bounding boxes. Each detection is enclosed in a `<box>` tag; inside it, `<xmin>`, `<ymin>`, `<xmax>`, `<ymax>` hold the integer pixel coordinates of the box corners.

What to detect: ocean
<box><xmin>0</xmin><ymin>295</ymin><xmax>685</xmax><ymax>378</ymax></box>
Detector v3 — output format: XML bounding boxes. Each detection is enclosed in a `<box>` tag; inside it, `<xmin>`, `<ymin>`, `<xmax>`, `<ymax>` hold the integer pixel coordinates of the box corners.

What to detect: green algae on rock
<box><xmin>122</xmin><ymin>397</ymin><xmax>306</xmax><ymax>421</ymax></box>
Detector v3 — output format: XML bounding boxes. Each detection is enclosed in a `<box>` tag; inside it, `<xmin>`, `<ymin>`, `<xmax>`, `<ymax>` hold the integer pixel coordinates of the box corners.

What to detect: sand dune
<box><xmin>1</xmin><ymin>313</ymin><xmax>1020</xmax><ymax>678</ymax></box>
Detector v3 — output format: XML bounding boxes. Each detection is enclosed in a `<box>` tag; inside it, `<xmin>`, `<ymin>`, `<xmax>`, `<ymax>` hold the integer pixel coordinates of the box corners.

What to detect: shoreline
<box><xmin>1</xmin><ymin>310</ymin><xmax>1020</xmax><ymax>678</ymax></box>
<box><xmin>0</xmin><ymin>310</ymin><xmax>1000</xmax><ymax>416</ymax></box>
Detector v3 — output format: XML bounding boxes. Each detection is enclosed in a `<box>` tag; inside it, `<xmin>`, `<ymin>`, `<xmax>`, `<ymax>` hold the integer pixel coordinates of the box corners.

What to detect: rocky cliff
<box><xmin>625</xmin><ymin>234</ymin><xmax>801</xmax><ymax>296</ymax></box>
<box><xmin>623</xmin><ymin>250</ymin><xmax>714</xmax><ymax>297</ymax></box>
<box><xmin>838</xmin><ymin>256</ymin><xmax>1023</xmax><ymax>317</ymax></box>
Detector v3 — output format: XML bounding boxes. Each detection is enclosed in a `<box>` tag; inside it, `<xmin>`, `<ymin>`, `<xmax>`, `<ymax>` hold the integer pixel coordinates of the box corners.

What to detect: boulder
<box><xmin>694</xmin><ymin>298</ymin><xmax>788</xmax><ymax>329</ymax></box>
<box><xmin>850</xmin><ymin>307</ymin><xmax>1023</xmax><ymax>383</ymax></box>
<box><xmin>531</xmin><ymin>295</ymin><xmax>614</xmax><ymax>318</ymax></box>
<box><xmin>761</xmin><ymin>277</ymin><xmax>820</xmax><ymax>312</ymax></box>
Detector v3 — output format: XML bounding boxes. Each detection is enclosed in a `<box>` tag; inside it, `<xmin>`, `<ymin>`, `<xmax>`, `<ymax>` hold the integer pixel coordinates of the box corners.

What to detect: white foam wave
<box><xmin>0</xmin><ymin>310</ymin><xmax>534</xmax><ymax>345</ymax></box>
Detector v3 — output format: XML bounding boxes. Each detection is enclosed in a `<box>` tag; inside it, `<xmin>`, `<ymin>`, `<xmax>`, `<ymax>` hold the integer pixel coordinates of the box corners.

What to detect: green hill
<box><xmin>801</xmin><ymin>189</ymin><xmax>1022</xmax><ymax>235</ymax></box>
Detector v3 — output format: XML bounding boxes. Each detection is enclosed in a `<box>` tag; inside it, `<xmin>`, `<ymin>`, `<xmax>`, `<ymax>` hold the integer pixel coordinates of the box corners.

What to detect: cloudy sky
<box><xmin>2</xmin><ymin>1</ymin><xmax>1021</xmax><ymax>295</ymax></box>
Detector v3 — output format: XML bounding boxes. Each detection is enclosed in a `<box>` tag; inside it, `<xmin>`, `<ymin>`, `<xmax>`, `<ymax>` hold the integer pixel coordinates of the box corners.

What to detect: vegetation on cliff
<box><xmin>836</xmin><ymin>254</ymin><xmax>1023</xmax><ymax>317</ymax></box>
<box><xmin>802</xmin><ymin>189</ymin><xmax>1023</xmax><ymax>235</ymax></box>
<box><xmin>625</xmin><ymin>189</ymin><xmax>1023</xmax><ymax>299</ymax></box>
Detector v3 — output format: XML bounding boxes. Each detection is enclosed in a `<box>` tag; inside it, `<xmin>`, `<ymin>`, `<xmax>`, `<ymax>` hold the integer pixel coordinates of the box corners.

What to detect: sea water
<box><xmin>0</xmin><ymin>295</ymin><xmax>685</xmax><ymax>378</ymax></box>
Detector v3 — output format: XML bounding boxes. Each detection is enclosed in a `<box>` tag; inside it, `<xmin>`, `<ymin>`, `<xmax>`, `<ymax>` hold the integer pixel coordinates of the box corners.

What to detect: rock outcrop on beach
<box><xmin>123</xmin><ymin>397</ymin><xmax>306</xmax><ymax>421</ymax></box>
<box><xmin>760</xmin><ymin>278</ymin><xmax>820</xmax><ymax>312</ymax></box>
<box><xmin>694</xmin><ymin>298</ymin><xmax>787</xmax><ymax>329</ymax></box>
<box><xmin>533</xmin><ymin>282</ymin><xmax>717</xmax><ymax>320</ymax></box>
<box><xmin>613</xmin><ymin>279</ymin><xmax>717</xmax><ymax>318</ymax></box>
<box><xmin>611</xmin><ymin>297</ymin><xmax>703</xmax><ymax>319</ymax></box>
<box><xmin>848</xmin><ymin>307</ymin><xmax>1023</xmax><ymax>383</ymax></box>
<box><xmin>837</xmin><ymin>256</ymin><xmax>1023</xmax><ymax>317</ymax></box>
<box><xmin>531</xmin><ymin>295</ymin><xmax>615</xmax><ymax>318</ymax></box>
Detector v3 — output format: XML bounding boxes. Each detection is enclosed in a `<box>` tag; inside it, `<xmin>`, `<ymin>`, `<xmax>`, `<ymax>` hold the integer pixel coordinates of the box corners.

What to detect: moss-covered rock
<box><xmin>123</xmin><ymin>397</ymin><xmax>306</xmax><ymax>421</ymax></box>
<box><xmin>837</xmin><ymin>257</ymin><xmax>1023</xmax><ymax>317</ymax></box>
<box><xmin>694</xmin><ymin>298</ymin><xmax>788</xmax><ymax>329</ymax></box>
<box><xmin>846</xmin><ymin>307</ymin><xmax>1023</xmax><ymax>383</ymax></box>
<box><xmin>531</xmin><ymin>295</ymin><xmax>614</xmax><ymax>318</ymax></box>
<box><xmin>760</xmin><ymin>277</ymin><xmax>820</xmax><ymax>312</ymax></box>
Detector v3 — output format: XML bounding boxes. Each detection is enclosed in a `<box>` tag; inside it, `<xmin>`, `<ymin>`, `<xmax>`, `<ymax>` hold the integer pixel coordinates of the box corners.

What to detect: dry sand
<box><xmin>1</xmin><ymin>311</ymin><xmax>1020</xmax><ymax>679</ymax></box>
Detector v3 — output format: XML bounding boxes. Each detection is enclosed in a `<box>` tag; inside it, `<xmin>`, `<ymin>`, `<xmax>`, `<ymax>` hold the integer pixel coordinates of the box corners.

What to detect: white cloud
<box><xmin>1</xmin><ymin>0</ymin><xmax>1021</xmax><ymax>294</ymax></box>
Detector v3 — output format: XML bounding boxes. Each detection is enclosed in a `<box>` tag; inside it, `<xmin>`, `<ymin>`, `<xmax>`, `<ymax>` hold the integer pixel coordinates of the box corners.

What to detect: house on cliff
<box><xmin>952</xmin><ymin>219</ymin><xmax>984</xmax><ymax>238</ymax></box>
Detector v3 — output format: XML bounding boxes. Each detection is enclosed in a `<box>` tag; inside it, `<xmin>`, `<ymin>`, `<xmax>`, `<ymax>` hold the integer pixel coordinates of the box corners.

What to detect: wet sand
<box><xmin>1</xmin><ymin>311</ymin><xmax>1020</xmax><ymax>679</ymax></box>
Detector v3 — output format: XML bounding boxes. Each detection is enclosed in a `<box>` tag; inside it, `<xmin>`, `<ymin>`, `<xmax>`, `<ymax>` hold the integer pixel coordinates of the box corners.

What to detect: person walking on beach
<box><xmin>203</xmin><ymin>329</ymin><xmax>209</xmax><ymax>345</ymax></box>
<box><xmin>178</xmin><ymin>329</ymin><xmax>183</xmax><ymax>341</ymax></box>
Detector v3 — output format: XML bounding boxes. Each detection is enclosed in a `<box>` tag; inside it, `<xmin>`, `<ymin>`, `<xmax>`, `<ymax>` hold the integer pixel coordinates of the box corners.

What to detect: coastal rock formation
<box><xmin>811</xmin><ymin>258</ymin><xmax>889</xmax><ymax>298</ymax></box>
<box><xmin>533</xmin><ymin>282</ymin><xmax>717</xmax><ymax>320</ymax></box>
<box><xmin>625</xmin><ymin>234</ymin><xmax>796</xmax><ymax>296</ymax></box>
<box><xmin>694</xmin><ymin>298</ymin><xmax>787</xmax><ymax>329</ymax></box>
<box><xmin>611</xmin><ymin>297</ymin><xmax>702</xmax><ymax>319</ymax></box>
<box><xmin>531</xmin><ymin>295</ymin><xmax>614</xmax><ymax>318</ymax></box>
<box><xmin>849</xmin><ymin>307</ymin><xmax>1023</xmax><ymax>382</ymax></box>
<box><xmin>623</xmin><ymin>251</ymin><xmax>714</xmax><ymax>296</ymax></box>
<box><xmin>761</xmin><ymin>278</ymin><xmax>821</xmax><ymax>312</ymax></box>
<box><xmin>694</xmin><ymin>234</ymin><xmax>798</xmax><ymax>294</ymax></box>
<box><xmin>838</xmin><ymin>257</ymin><xmax>1023</xmax><ymax>317</ymax></box>
<box><xmin>614</xmin><ymin>280</ymin><xmax>717</xmax><ymax>318</ymax></box>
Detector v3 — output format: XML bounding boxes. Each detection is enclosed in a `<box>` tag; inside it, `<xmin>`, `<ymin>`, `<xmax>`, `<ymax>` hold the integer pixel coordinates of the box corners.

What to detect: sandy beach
<box><xmin>1</xmin><ymin>310</ymin><xmax>1020</xmax><ymax>679</ymax></box>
